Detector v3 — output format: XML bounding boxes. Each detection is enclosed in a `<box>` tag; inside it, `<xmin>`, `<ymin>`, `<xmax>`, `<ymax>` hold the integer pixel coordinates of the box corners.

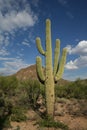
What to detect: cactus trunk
<box><xmin>45</xmin><ymin>20</ymin><xmax>55</xmax><ymax>116</ymax></box>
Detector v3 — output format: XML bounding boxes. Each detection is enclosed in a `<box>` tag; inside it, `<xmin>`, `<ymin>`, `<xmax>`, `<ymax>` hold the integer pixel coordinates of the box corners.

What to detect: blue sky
<box><xmin>0</xmin><ymin>0</ymin><xmax>87</xmax><ymax>81</ymax></box>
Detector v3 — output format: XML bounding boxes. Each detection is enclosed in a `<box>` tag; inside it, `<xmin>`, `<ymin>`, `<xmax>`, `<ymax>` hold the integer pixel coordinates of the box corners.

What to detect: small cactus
<box><xmin>36</xmin><ymin>19</ymin><xmax>67</xmax><ymax>117</ymax></box>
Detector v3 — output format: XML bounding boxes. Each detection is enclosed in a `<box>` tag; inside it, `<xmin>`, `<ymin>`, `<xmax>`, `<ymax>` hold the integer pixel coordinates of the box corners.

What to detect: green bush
<box><xmin>38</xmin><ymin>115</ymin><xmax>68</xmax><ymax>130</ymax></box>
<box><xmin>11</xmin><ymin>106</ymin><xmax>27</xmax><ymax>122</ymax></box>
<box><xmin>55</xmin><ymin>79</ymin><xmax>87</xmax><ymax>99</ymax></box>
<box><xmin>0</xmin><ymin>76</ymin><xmax>18</xmax><ymax>96</ymax></box>
<box><xmin>0</xmin><ymin>95</ymin><xmax>12</xmax><ymax>129</ymax></box>
<box><xmin>20</xmin><ymin>79</ymin><xmax>45</xmax><ymax>108</ymax></box>
<box><xmin>0</xmin><ymin>116</ymin><xmax>11</xmax><ymax>129</ymax></box>
<box><xmin>0</xmin><ymin>76</ymin><xmax>18</xmax><ymax>129</ymax></box>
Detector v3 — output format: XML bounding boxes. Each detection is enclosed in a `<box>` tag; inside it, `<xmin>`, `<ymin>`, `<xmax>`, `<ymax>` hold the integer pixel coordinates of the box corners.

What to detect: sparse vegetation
<box><xmin>11</xmin><ymin>106</ymin><xmax>27</xmax><ymax>122</ymax></box>
<box><xmin>55</xmin><ymin>78</ymin><xmax>87</xmax><ymax>99</ymax></box>
<box><xmin>0</xmin><ymin>75</ymin><xmax>87</xmax><ymax>129</ymax></box>
<box><xmin>38</xmin><ymin>115</ymin><xmax>68</xmax><ymax>130</ymax></box>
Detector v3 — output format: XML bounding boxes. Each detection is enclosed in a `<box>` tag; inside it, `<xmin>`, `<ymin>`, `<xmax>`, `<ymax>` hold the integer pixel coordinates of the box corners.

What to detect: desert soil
<box><xmin>8</xmin><ymin>98</ymin><xmax>87</xmax><ymax>130</ymax></box>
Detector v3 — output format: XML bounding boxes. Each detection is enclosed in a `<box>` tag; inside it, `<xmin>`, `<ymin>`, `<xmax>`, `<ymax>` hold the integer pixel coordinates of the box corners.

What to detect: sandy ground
<box><xmin>8</xmin><ymin>98</ymin><xmax>87</xmax><ymax>130</ymax></box>
<box><xmin>8</xmin><ymin>115</ymin><xmax>87</xmax><ymax>130</ymax></box>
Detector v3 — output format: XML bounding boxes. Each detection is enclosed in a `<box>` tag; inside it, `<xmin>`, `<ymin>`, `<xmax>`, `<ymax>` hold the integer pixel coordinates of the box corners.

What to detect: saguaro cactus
<box><xmin>36</xmin><ymin>19</ymin><xmax>67</xmax><ymax>117</ymax></box>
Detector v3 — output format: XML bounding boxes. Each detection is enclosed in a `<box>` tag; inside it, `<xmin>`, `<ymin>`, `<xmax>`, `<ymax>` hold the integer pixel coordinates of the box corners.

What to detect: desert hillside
<box><xmin>15</xmin><ymin>65</ymin><xmax>37</xmax><ymax>80</ymax></box>
<box><xmin>15</xmin><ymin>64</ymin><xmax>70</xmax><ymax>86</ymax></box>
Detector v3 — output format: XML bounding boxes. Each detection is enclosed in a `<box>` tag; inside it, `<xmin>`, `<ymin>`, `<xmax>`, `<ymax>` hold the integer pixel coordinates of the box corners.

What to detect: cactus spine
<box><xmin>36</xmin><ymin>19</ymin><xmax>67</xmax><ymax>117</ymax></box>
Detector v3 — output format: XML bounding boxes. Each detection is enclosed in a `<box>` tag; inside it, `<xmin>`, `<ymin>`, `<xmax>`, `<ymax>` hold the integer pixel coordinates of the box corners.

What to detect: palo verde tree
<box><xmin>36</xmin><ymin>19</ymin><xmax>67</xmax><ymax>117</ymax></box>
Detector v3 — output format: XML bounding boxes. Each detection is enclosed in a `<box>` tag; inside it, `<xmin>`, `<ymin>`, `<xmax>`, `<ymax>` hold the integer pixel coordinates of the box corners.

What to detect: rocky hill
<box><xmin>14</xmin><ymin>64</ymin><xmax>70</xmax><ymax>85</ymax></box>
<box><xmin>15</xmin><ymin>64</ymin><xmax>37</xmax><ymax>80</ymax></box>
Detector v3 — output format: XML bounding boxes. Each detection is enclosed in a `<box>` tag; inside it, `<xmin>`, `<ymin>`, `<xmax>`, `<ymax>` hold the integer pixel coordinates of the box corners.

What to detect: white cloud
<box><xmin>0</xmin><ymin>10</ymin><xmax>37</xmax><ymax>32</ymax></box>
<box><xmin>65</xmin><ymin>56</ymin><xmax>87</xmax><ymax>70</ymax></box>
<box><xmin>65</xmin><ymin>60</ymin><xmax>78</xmax><ymax>70</ymax></box>
<box><xmin>0</xmin><ymin>0</ymin><xmax>38</xmax><ymax>32</ymax></box>
<box><xmin>0</xmin><ymin>33</ymin><xmax>10</xmax><ymax>46</ymax></box>
<box><xmin>65</xmin><ymin>40</ymin><xmax>87</xmax><ymax>70</ymax></box>
<box><xmin>0</xmin><ymin>57</ymin><xmax>29</xmax><ymax>75</ymax></box>
<box><xmin>0</xmin><ymin>68</ymin><xmax>15</xmax><ymax>76</ymax></box>
<box><xmin>4</xmin><ymin>59</ymin><xmax>28</xmax><ymax>69</ymax></box>
<box><xmin>22</xmin><ymin>39</ymin><xmax>30</xmax><ymax>47</ymax></box>
<box><xmin>0</xmin><ymin>48</ymin><xmax>10</xmax><ymax>56</ymax></box>
<box><xmin>66</xmin><ymin>40</ymin><xmax>87</xmax><ymax>55</ymax></box>
<box><xmin>0</xmin><ymin>57</ymin><xmax>16</xmax><ymax>61</ymax></box>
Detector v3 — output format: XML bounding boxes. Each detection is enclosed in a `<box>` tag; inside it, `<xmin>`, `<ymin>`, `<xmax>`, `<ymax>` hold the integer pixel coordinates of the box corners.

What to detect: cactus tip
<box><xmin>36</xmin><ymin>37</ymin><xmax>40</xmax><ymax>40</ymax></box>
<box><xmin>46</xmin><ymin>18</ymin><xmax>51</xmax><ymax>25</ymax></box>
<box><xmin>63</xmin><ymin>48</ymin><xmax>67</xmax><ymax>52</ymax></box>
<box><xmin>36</xmin><ymin>37</ymin><xmax>40</xmax><ymax>43</ymax></box>
<box><xmin>56</xmin><ymin>39</ymin><xmax>60</xmax><ymax>43</ymax></box>
<box><xmin>63</xmin><ymin>48</ymin><xmax>67</xmax><ymax>55</ymax></box>
<box><xmin>37</xmin><ymin>56</ymin><xmax>41</xmax><ymax>59</ymax></box>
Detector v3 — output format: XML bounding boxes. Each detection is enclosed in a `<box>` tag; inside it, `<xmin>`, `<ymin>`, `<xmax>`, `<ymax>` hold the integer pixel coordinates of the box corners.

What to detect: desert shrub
<box><xmin>0</xmin><ymin>93</ymin><xmax>13</xmax><ymax>129</ymax></box>
<box><xmin>11</xmin><ymin>106</ymin><xmax>27</xmax><ymax>122</ymax></box>
<box><xmin>0</xmin><ymin>116</ymin><xmax>11</xmax><ymax>129</ymax></box>
<box><xmin>20</xmin><ymin>79</ymin><xmax>45</xmax><ymax>108</ymax></box>
<box><xmin>66</xmin><ymin>81</ymin><xmax>87</xmax><ymax>99</ymax></box>
<box><xmin>0</xmin><ymin>76</ymin><xmax>18</xmax><ymax>129</ymax></box>
<box><xmin>0</xmin><ymin>76</ymin><xmax>18</xmax><ymax>108</ymax></box>
<box><xmin>38</xmin><ymin>115</ymin><xmax>68</xmax><ymax>130</ymax></box>
<box><xmin>55</xmin><ymin>79</ymin><xmax>87</xmax><ymax>99</ymax></box>
<box><xmin>55</xmin><ymin>85</ymin><xmax>67</xmax><ymax>98</ymax></box>
<box><xmin>0</xmin><ymin>76</ymin><xmax>18</xmax><ymax>96</ymax></box>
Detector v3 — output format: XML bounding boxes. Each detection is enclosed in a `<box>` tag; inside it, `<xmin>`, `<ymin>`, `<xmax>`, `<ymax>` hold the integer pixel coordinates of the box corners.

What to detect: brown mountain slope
<box><xmin>15</xmin><ymin>64</ymin><xmax>37</xmax><ymax>80</ymax></box>
<box><xmin>14</xmin><ymin>64</ymin><xmax>70</xmax><ymax>85</ymax></box>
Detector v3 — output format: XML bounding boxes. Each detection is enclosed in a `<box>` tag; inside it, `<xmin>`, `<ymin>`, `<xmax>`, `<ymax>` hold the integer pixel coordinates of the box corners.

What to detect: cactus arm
<box><xmin>53</xmin><ymin>39</ymin><xmax>60</xmax><ymax>76</ymax></box>
<box><xmin>55</xmin><ymin>48</ymin><xmax>67</xmax><ymax>81</ymax></box>
<box><xmin>36</xmin><ymin>37</ymin><xmax>45</xmax><ymax>56</ymax></box>
<box><xmin>36</xmin><ymin>56</ymin><xmax>45</xmax><ymax>84</ymax></box>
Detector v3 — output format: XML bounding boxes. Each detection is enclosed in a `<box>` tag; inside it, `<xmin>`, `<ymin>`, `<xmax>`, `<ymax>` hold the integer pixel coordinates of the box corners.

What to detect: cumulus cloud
<box><xmin>0</xmin><ymin>11</ymin><xmax>37</xmax><ymax>32</ymax></box>
<box><xmin>0</xmin><ymin>0</ymin><xmax>37</xmax><ymax>32</ymax></box>
<box><xmin>67</xmin><ymin>40</ymin><xmax>87</xmax><ymax>55</ymax></box>
<box><xmin>65</xmin><ymin>40</ymin><xmax>87</xmax><ymax>70</ymax></box>
<box><xmin>65</xmin><ymin>60</ymin><xmax>78</xmax><ymax>70</ymax></box>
